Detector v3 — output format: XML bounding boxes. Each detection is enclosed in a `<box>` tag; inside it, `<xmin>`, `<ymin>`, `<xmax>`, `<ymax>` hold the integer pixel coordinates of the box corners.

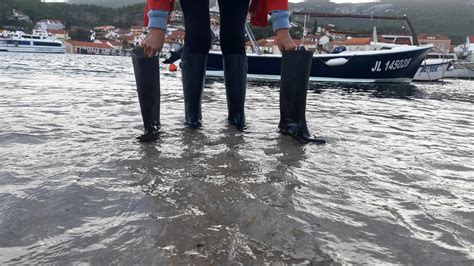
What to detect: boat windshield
<box><xmin>33</xmin><ymin>41</ymin><xmax>62</xmax><ymax>47</ymax></box>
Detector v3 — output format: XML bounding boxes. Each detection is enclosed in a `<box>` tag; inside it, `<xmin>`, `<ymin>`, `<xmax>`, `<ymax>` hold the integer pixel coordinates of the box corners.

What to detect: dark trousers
<box><xmin>180</xmin><ymin>0</ymin><xmax>250</xmax><ymax>55</ymax></box>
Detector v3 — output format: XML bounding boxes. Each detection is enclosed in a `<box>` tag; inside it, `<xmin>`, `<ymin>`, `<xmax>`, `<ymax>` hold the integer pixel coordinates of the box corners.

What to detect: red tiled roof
<box><xmin>118</xmin><ymin>35</ymin><xmax>134</xmax><ymax>42</ymax></box>
<box><xmin>168</xmin><ymin>30</ymin><xmax>185</xmax><ymax>40</ymax></box>
<box><xmin>66</xmin><ymin>41</ymin><xmax>112</xmax><ymax>49</ymax></box>
<box><xmin>294</xmin><ymin>39</ymin><xmax>315</xmax><ymax>46</ymax></box>
<box><xmin>468</xmin><ymin>36</ymin><xmax>474</xmax><ymax>43</ymax></box>
<box><xmin>108</xmin><ymin>40</ymin><xmax>123</xmax><ymax>46</ymax></box>
<box><xmin>333</xmin><ymin>37</ymin><xmax>371</xmax><ymax>46</ymax></box>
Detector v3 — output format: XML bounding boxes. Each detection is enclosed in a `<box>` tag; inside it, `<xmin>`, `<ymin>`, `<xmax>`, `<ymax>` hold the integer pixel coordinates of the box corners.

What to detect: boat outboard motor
<box><xmin>163</xmin><ymin>45</ymin><xmax>184</xmax><ymax>64</ymax></box>
<box><xmin>132</xmin><ymin>47</ymin><xmax>161</xmax><ymax>142</ymax></box>
<box><xmin>279</xmin><ymin>47</ymin><xmax>326</xmax><ymax>145</ymax></box>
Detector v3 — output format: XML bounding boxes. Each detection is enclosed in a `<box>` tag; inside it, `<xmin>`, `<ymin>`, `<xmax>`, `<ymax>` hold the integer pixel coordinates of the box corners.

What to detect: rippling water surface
<box><xmin>0</xmin><ymin>53</ymin><xmax>473</xmax><ymax>264</ymax></box>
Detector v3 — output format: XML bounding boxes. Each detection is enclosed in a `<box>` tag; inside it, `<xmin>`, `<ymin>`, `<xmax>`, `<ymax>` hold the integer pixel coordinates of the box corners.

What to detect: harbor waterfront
<box><xmin>0</xmin><ymin>53</ymin><xmax>473</xmax><ymax>264</ymax></box>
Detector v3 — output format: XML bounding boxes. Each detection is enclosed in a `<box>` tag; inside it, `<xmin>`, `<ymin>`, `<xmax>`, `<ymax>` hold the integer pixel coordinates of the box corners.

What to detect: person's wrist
<box><xmin>150</xmin><ymin>28</ymin><xmax>165</xmax><ymax>34</ymax></box>
<box><xmin>277</xmin><ymin>28</ymin><xmax>290</xmax><ymax>37</ymax></box>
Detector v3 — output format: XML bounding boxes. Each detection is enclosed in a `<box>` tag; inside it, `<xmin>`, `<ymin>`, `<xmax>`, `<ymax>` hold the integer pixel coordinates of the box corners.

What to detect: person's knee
<box><xmin>220</xmin><ymin>32</ymin><xmax>245</xmax><ymax>55</ymax></box>
<box><xmin>185</xmin><ymin>30</ymin><xmax>212</xmax><ymax>54</ymax></box>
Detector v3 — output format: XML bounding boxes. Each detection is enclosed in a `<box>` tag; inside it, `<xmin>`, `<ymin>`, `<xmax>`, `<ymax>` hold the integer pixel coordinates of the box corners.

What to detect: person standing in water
<box><xmin>142</xmin><ymin>0</ymin><xmax>296</xmax><ymax>131</ymax></box>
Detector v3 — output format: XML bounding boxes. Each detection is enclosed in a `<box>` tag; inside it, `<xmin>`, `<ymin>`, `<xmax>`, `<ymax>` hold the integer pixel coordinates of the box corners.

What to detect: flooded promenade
<box><xmin>0</xmin><ymin>53</ymin><xmax>473</xmax><ymax>264</ymax></box>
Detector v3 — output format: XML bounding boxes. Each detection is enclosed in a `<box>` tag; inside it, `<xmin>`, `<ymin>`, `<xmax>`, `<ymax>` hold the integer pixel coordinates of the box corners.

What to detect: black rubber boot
<box><xmin>224</xmin><ymin>55</ymin><xmax>247</xmax><ymax>131</ymax></box>
<box><xmin>132</xmin><ymin>47</ymin><xmax>160</xmax><ymax>142</ymax></box>
<box><xmin>181</xmin><ymin>52</ymin><xmax>207</xmax><ymax>128</ymax></box>
<box><xmin>279</xmin><ymin>47</ymin><xmax>326</xmax><ymax>145</ymax></box>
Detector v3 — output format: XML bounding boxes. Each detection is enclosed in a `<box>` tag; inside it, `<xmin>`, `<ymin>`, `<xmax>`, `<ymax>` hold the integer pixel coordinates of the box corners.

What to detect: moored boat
<box><xmin>413</xmin><ymin>58</ymin><xmax>452</xmax><ymax>82</ymax></box>
<box><xmin>206</xmin><ymin>43</ymin><xmax>432</xmax><ymax>84</ymax></box>
<box><xmin>0</xmin><ymin>30</ymin><xmax>66</xmax><ymax>54</ymax></box>
<box><xmin>444</xmin><ymin>62</ymin><xmax>474</xmax><ymax>79</ymax></box>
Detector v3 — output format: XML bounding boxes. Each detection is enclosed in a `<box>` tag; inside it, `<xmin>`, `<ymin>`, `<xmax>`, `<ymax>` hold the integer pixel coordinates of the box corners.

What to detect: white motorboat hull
<box><xmin>413</xmin><ymin>59</ymin><xmax>451</xmax><ymax>81</ymax></box>
<box><xmin>0</xmin><ymin>46</ymin><xmax>66</xmax><ymax>54</ymax></box>
<box><xmin>206</xmin><ymin>44</ymin><xmax>432</xmax><ymax>84</ymax></box>
<box><xmin>0</xmin><ymin>30</ymin><xmax>66</xmax><ymax>54</ymax></box>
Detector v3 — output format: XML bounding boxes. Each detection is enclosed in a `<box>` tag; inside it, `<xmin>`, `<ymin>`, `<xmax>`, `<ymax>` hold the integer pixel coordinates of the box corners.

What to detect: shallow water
<box><xmin>0</xmin><ymin>52</ymin><xmax>473</xmax><ymax>264</ymax></box>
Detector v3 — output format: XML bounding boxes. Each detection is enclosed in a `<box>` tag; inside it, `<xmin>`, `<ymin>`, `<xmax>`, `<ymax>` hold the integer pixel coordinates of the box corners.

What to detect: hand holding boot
<box><xmin>142</xmin><ymin>28</ymin><xmax>165</xmax><ymax>58</ymax></box>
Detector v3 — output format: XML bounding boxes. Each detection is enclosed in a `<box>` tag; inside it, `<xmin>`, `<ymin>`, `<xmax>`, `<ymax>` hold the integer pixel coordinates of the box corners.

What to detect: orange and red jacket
<box><xmin>144</xmin><ymin>0</ymin><xmax>289</xmax><ymax>27</ymax></box>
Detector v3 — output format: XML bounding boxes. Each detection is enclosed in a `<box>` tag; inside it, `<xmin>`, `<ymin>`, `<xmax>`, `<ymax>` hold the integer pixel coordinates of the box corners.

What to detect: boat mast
<box><xmin>293</xmin><ymin>12</ymin><xmax>420</xmax><ymax>45</ymax></box>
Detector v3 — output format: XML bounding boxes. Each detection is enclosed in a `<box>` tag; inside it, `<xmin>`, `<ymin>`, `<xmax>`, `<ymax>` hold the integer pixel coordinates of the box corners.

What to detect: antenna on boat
<box><xmin>372</xmin><ymin>26</ymin><xmax>378</xmax><ymax>43</ymax></box>
<box><xmin>303</xmin><ymin>14</ymin><xmax>308</xmax><ymax>45</ymax></box>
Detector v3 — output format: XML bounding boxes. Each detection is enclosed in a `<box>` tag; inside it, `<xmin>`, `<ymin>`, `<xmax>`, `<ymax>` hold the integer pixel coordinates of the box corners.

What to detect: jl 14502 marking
<box><xmin>371</xmin><ymin>58</ymin><xmax>412</xmax><ymax>72</ymax></box>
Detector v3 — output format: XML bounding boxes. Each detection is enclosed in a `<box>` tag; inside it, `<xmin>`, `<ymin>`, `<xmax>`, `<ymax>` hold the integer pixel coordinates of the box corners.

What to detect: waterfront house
<box><xmin>170</xmin><ymin>11</ymin><xmax>184</xmax><ymax>23</ymax></box>
<box><xmin>130</xmin><ymin>26</ymin><xmax>146</xmax><ymax>36</ymax></box>
<box><xmin>330</xmin><ymin>37</ymin><xmax>372</xmax><ymax>52</ymax></box>
<box><xmin>418</xmin><ymin>34</ymin><xmax>452</xmax><ymax>53</ymax></box>
<box><xmin>35</xmin><ymin>19</ymin><xmax>65</xmax><ymax>30</ymax></box>
<box><xmin>95</xmin><ymin>40</ymin><xmax>123</xmax><ymax>50</ymax></box>
<box><xmin>167</xmin><ymin>30</ymin><xmax>186</xmax><ymax>45</ymax></box>
<box><xmin>94</xmin><ymin>26</ymin><xmax>115</xmax><ymax>32</ymax></box>
<box><xmin>118</xmin><ymin>35</ymin><xmax>135</xmax><ymax>47</ymax></box>
<box><xmin>65</xmin><ymin>40</ymin><xmax>113</xmax><ymax>55</ymax></box>
<box><xmin>47</xmin><ymin>29</ymin><xmax>68</xmax><ymax>41</ymax></box>
<box><xmin>105</xmin><ymin>31</ymin><xmax>120</xmax><ymax>40</ymax></box>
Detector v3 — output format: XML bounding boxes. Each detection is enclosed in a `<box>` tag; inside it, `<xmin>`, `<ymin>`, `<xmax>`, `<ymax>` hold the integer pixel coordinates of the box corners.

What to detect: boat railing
<box><xmin>293</xmin><ymin>12</ymin><xmax>420</xmax><ymax>46</ymax></box>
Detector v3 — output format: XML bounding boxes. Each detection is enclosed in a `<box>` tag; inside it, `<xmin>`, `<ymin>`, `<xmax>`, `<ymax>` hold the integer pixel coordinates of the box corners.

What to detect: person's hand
<box><xmin>275</xmin><ymin>29</ymin><xmax>297</xmax><ymax>52</ymax></box>
<box><xmin>142</xmin><ymin>28</ymin><xmax>165</xmax><ymax>57</ymax></box>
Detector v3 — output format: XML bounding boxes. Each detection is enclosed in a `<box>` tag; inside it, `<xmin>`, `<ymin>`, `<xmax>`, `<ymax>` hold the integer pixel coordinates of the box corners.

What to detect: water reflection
<box><xmin>125</xmin><ymin>126</ymin><xmax>335</xmax><ymax>263</ymax></box>
<box><xmin>1</xmin><ymin>53</ymin><xmax>473</xmax><ymax>264</ymax></box>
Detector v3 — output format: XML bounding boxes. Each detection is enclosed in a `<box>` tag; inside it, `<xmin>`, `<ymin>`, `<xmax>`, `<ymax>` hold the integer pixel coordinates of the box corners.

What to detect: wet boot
<box><xmin>181</xmin><ymin>52</ymin><xmax>207</xmax><ymax>128</ymax></box>
<box><xmin>224</xmin><ymin>55</ymin><xmax>247</xmax><ymax>131</ymax></box>
<box><xmin>279</xmin><ymin>47</ymin><xmax>326</xmax><ymax>145</ymax></box>
<box><xmin>132</xmin><ymin>47</ymin><xmax>160</xmax><ymax>142</ymax></box>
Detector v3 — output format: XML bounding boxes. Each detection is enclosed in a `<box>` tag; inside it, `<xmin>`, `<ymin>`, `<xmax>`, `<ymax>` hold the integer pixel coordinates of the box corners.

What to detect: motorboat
<box><xmin>0</xmin><ymin>30</ymin><xmax>66</xmax><ymax>54</ymax></box>
<box><xmin>207</xmin><ymin>42</ymin><xmax>432</xmax><ymax>84</ymax></box>
<box><xmin>413</xmin><ymin>58</ymin><xmax>452</xmax><ymax>81</ymax></box>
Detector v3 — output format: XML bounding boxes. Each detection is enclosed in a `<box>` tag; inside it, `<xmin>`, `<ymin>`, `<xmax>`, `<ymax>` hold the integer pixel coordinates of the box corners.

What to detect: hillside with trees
<box><xmin>1</xmin><ymin>0</ymin><xmax>145</xmax><ymax>30</ymax></box>
<box><xmin>290</xmin><ymin>1</ymin><xmax>474</xmax><ymax>44</ymax></box>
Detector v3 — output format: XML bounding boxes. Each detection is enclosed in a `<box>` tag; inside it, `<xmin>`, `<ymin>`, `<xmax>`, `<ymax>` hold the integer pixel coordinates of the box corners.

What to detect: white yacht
<box><xmin>0</xmin><ymin>30</ymin><xmax>66</xmax><ymax>54</ymax></box>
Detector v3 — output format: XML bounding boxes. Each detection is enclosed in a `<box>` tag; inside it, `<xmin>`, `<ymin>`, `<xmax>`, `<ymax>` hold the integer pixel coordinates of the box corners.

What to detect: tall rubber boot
<box><xmin>181</xmin><ymin>52</ymin><xmax>207</xmax><ymax>128</ymax></box>
<box><xmin>132</xmin><ymin>47</ymin><xmax>160</xmax><ymax>142</ymax></box>
<box><xmin>279</xmin><ymin>47</ymin><xmax>326</xmax><ymax>145</ymax></box>
<box><xmin>224</xmin><ymin>55</ymin><xmax>247</xmax><ymax>131</ymax></box>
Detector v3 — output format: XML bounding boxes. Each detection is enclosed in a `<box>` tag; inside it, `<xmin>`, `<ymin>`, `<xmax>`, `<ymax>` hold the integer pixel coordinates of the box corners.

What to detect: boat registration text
<box><xmin>371</xmin><ymin>58</ymin><xmax>412</xmax><ymax>72</ymax></box>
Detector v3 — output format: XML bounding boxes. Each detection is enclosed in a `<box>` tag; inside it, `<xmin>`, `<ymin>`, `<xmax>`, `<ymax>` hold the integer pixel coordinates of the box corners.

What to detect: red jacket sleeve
<box><xmin>144</xmin><ymin>0</ymin><xmax>175</xmax><ymax>27</ymax></box>
<box><xmin>147</xmin><ymin>0</ymin><xmax>174</xmax><ymax>11</ymax></box>
<box><xmin>249</xmin><ymin>0</ymin><xmax>288</xmax><ymax>27</ymax></box>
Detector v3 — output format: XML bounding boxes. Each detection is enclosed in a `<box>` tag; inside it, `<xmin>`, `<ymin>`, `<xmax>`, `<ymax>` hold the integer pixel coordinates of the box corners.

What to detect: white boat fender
<box><xmin>325</xmin><ymin>58</ymin><xmax>349</xmax><ymax>67</ymax></box>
